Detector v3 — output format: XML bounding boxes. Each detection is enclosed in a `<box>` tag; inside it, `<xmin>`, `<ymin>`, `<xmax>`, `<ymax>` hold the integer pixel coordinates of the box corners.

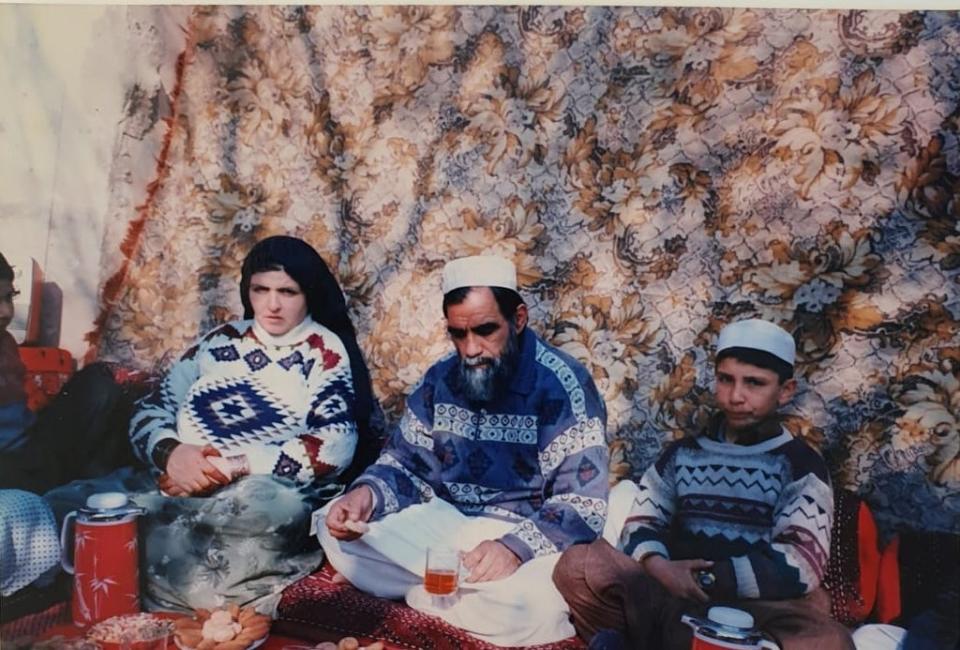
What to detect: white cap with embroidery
<box><xmin>441</xmin><ymin>255</ymin><xmax>518</xmax><ymax>294</ymax></box>
<box><xmin>717</xmin><ymin>318</ymin><xmax>796</xmax><ymax>366</ymax></box>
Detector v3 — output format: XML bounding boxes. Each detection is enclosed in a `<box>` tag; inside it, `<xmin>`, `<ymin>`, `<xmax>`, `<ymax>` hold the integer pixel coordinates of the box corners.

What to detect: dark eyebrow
<box><xmin>716</xmin><ymin>370</ymin><xmax>772</xmax><ymax>384</ymax></box>
<box><xmin>472</xmin><ymin>322</ymin><xmax>500</xmax><ymax>336</ymax></box>
<box><xmin>447</xmin><ymin>322</ymin><xmax>501</xmax><ymax>339</ymax></box>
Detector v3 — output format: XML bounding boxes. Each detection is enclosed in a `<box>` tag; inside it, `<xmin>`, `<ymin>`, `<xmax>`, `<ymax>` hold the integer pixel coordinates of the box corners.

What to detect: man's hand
<box><xmin>462</xmin><ymin>540</ymin><xmax>521</xmax><ymax>583</ymax></box>
<box><xmin>325</xmin><ymin>486</ymin><xmax>375</xmax><ymax>540</ymax></box>
<box><xmin>161</xmin><ymin>443</ymin><xmax>230</xmax><ymax>496</ymax></box>
<box><xmin>642</xmin><ymin>554</ymin><xmax>713</xmax><ymax>602</ymax></box>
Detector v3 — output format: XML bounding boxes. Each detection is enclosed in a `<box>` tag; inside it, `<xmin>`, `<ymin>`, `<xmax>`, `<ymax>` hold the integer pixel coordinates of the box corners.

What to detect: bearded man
<box><xmin>316</xmin><ymin>255</ymin><xmax>610</xmax><ymax>647</ymax></box>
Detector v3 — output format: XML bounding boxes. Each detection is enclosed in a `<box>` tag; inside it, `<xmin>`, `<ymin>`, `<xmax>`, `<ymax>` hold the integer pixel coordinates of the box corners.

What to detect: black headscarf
<box><xmin>239</xmin><ymin>236</ymin><xmax>380</xmax><ymax>477</ymax></box>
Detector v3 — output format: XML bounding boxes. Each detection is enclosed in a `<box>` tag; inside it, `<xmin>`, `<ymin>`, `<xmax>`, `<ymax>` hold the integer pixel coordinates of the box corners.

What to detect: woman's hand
<box><xmin>206</xmin><ymin>454</ymin><xmax>251</xmax><ymax>482</ymax></box>
<box><xmin>160</xmin><ymin>443</ymin><xmax>230</xmax><ymax>496</ymax></box>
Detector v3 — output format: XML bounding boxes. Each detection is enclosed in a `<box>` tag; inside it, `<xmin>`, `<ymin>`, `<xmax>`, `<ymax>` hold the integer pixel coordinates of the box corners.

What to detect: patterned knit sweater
<box><xmin>129</xmin><ymin>317</ymin><xmax>357</xmax><ymax>486</ymax></box>
<box><xmin>355</xmin><ymin>327</ymin><xmax>610</xmax><ymax>564</ymax></box>
<box><xmin>619</xmin><ymin>426</ymin><xmax>833</xmax><ymax>600</ymax></box>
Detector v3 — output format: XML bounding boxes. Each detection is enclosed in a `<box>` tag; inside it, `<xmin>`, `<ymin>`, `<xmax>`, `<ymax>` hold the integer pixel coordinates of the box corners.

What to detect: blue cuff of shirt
<box><xmin>351</xmin><ymin>478</ymin><xmax>386</xmax><ymax>521</ymax></box>
<box><xmin>498</xmin><ymin>533</ymin><xmax>535</xmax><ymax>564</ymax></box>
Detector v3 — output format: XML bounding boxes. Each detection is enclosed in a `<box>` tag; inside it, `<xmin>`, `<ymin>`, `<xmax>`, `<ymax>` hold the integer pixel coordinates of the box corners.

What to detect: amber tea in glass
<box><xmin>424</xmin><ymin>546</ymin><xmax>460</xmax><ymax>596</ymax></box>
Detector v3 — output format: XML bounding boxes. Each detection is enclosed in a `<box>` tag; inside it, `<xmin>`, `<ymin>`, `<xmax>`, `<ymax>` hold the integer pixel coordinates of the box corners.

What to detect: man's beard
<box><xmin>457</xmin><ymin>325</ymin><xmax>520</xmax><ymax>403</ymax></box>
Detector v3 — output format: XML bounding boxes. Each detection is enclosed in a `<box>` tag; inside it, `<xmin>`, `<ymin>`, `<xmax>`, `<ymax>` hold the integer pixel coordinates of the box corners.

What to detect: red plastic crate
<box><xmin>18</xmin><ymin>347</ymin><xmax>74</xmax><ymax>412</ymax></box>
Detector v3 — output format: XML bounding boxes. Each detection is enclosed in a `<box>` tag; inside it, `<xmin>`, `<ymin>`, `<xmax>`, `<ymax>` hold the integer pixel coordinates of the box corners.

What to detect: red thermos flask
<box><xmin>681</xmin><ymin>607</ymin><xmax>780</xmax><ymax>650</ymax></box>
<box><xmin>60</xmin><ymin>492</ymin><xmax>146</xmax><ymax>626</ymax></box>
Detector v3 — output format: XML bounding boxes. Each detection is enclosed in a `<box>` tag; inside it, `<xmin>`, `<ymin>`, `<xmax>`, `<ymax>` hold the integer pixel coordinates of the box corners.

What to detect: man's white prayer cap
<box><xmin>442</xmin><ymin>255</ymin><xmax>518</xmax><ymax>295</ymax></box>
<box><xmin>717</xmin><ymin>318</ymin><xmax>796</xmax><ymax>366</ymax></box>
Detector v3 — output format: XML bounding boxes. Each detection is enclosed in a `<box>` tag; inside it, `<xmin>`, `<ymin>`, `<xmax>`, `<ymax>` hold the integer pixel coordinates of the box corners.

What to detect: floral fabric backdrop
<box><xmin>90</xmin><ymin>6</ymin><xmax>960</xmax><ymax>537</ymax></box>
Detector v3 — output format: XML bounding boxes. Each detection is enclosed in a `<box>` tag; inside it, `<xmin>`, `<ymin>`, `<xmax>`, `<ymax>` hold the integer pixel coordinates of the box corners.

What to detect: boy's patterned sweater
<box><xmin>620</xmin><ymin>425</ymin><xmax>833</xmax><ymax>601</ymax></box>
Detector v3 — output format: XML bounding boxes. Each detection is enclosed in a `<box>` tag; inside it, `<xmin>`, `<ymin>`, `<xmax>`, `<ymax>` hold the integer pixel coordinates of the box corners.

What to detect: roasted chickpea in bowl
<box><xmin>87</xmin><ymin>613</ymin><xmax>175</xmax><ymax>650</ymax></box>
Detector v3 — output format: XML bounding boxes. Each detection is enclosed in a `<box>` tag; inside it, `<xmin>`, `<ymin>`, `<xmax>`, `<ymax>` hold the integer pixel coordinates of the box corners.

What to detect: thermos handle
<box><xmin>61</xmin><ymin>511</ymin><xmax>76</xmax><ymax>574</ymax></box>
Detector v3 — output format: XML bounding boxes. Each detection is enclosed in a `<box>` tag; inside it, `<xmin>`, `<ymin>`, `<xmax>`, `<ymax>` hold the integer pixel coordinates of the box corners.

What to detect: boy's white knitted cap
<box><xmin>717</xmin><ymin>318</ymin><xmax>796</xmax><ymax>366</ymax></box>
<box><xmin>441</xmin><ymin>255</ymin><xmax>517</xmax><ymax>294</ymax></box>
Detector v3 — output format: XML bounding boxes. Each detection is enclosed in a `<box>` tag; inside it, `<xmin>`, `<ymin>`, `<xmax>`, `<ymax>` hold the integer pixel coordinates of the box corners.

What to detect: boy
<box><xmin>0</xmin><ymin>251</ymin><xmax>130</xmax><ymax>494</ymax></box>
<box><xmin>0</xmin><ymin>251</ymin><xmax>136</xmax><ymax>604</ymax></box>
<box><xmin>553</xmin><ymin>319</ymin><xmax>854</xmax><ymax>650</ymax></box>
<box><xmin>0</xmin><ymin>252</ymin><xmax>32</xmax><ymax>450</ymax></box>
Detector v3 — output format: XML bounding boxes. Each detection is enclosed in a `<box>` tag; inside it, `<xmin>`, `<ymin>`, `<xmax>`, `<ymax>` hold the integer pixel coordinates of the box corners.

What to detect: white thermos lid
<box><xmin>708</xmin><ymin>606</ymin><xmax>755</xmax><ymax>630</ymax></box>
<box><xmin>85</xmin><ymin>492</ymin><xmax>129</xmax><ymax>510</ymax></box>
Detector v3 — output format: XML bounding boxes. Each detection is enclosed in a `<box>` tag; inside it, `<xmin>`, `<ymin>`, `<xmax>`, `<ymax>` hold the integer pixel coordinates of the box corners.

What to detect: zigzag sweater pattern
<box><xmin>619</xmin><ymin>428</ymin><xmax>833</xmax><ymax>600</ymax></box>
<box><xmin>129</xmin><ymin>317</ymin><xmax>357</xmax><ymax>485</ymax></box>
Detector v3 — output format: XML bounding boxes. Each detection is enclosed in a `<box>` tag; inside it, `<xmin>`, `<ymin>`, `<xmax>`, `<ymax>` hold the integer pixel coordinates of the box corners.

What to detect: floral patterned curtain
<box><xmin>91</xmin><ymin>6</ymin><xmax>960</xmax><ymax>536</ymax></box>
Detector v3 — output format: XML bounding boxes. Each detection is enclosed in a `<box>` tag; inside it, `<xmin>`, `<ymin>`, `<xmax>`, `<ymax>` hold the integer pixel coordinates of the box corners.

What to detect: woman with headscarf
<box><xmin>130</xmin><ymin>235</ymin><xmax>378</xmax><ymax>496</ymax></box>
<box><xmin>45</xmin><ymin>236</ymin><xmax>381</xmax><ymax>613</ymax></box>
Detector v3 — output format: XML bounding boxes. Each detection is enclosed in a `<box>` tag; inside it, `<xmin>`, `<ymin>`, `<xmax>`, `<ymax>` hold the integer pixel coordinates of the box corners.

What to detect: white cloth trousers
<box><xmin>316</xmin><ymin>497</ymin><xmax>576</xmax><ymax>647</ymax></box>
<box><xmin>601</xmin><ymin>479</ymin><xmax>640</xmax><ymax>545</ymax></box>
<box><xmin>0</xmin><ymin>489</ymin><xmax>60</xmax><ymax>596</ymax></box>
<box><xmin>851</xmin><ymin>624</ymin><xmax>907</xmax><ymax>650</ymax></box>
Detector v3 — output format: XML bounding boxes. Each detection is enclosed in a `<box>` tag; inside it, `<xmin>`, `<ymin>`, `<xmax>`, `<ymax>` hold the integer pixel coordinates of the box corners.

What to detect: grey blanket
<box><xmin>46</xmin><ymin>469</ymin><xmax>340</xmax><ymax>613</ymax></box>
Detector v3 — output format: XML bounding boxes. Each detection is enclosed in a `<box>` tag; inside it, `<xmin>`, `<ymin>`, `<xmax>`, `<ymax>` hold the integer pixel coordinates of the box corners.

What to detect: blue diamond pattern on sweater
<box><xmin>540</xmin><ymin>505</ymin><xmax>565</xmax><ymax>526</ymax></box>
<box><xmin>411</xmin><ymin>453</ymin><xmax>433</xmax><ymax>478</ymax></box>
<box><xmin>243</xmin><ymin>349</ymin><xmax>270</xmax><ymax>372</ymax></box>
<box><xmin>301</xmin><ymin>359</ymin><xmax>315</xmax><ymax>378</ymax></box>
<box><xmin>190</xmin><ymin>383</ymin><xmax>286</xmax><ymax>441</ymax></box>
<box><xmin>438</xmin><ymin>439</ymin><xmax>459</xmax><ymax>468</ymax></box>
<box><xmin>513</xmin><ymin>453</ymin><xmax>536</xmax><ymax>483</ymax></box>
<box><xmin>577</xmin><ymin>456</ymin><xmax>600</xmax><ymax>486</ymax></box>
<box><xmin>274</xmin><ymin>452</ymin><xmax>302</xmax><ymax>478</ymax></box>
<box><xmin>467</xmin><ymin>448</ymin><xmax>493</xmax><ymax>479</ymax></box>
<box><xmin>211</xmin><ymin>345</ymin><xmax>240</xmax><ymax>362</ymax></box>
<box><xmin>278</xmin><ymin>350</ymin><xmax>304</xmax><ymax>371</ymax></box>
<box><xmin>218</xmin><ymin>398</ymin><xmax>249</xmax><ymax>420</ymax></box>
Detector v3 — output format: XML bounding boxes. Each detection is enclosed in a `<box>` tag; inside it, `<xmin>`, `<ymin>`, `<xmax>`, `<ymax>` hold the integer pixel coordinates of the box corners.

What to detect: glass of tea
<box><xmin>424</xmin><ymin>546</ymin><xmax>461</xmax><ymax>596</ymax></box>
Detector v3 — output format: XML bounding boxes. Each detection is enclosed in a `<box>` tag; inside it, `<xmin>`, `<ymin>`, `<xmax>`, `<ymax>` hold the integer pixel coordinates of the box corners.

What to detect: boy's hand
<box><xmin>642</xmin><ymin>555</ymin><xmax>713</xmax><ymax>602</ymax></box>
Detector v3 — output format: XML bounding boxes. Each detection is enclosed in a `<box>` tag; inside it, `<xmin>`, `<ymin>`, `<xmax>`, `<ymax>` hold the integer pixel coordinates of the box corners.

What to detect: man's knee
<box><xmin>65</xmin><ymin>362</ymin><xmax>120</xmax><ymax>408</ymax></box>
<box><xmin>553</xmin><ymin>542</ymin><xmax>590</xmax><ymax>594</ymax></box>
<box><xmin>823</xmin><ymin>620</ymin><xmax>856</xmax><ymax>650</ymax></box>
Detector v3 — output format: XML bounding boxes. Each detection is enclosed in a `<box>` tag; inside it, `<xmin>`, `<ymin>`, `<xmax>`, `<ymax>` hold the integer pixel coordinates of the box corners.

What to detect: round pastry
<box><xmin>173</xmin><ymin>604</ymin><xmax>271</xmax><ymax>650</ymax></box>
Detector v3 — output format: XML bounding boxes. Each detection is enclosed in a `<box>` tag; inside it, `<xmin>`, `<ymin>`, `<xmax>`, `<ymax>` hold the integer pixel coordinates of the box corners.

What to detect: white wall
<box><xmin>0</xmin><ymin>5</ymin><xmax>188</xmax><ymax>359</ymax></box>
